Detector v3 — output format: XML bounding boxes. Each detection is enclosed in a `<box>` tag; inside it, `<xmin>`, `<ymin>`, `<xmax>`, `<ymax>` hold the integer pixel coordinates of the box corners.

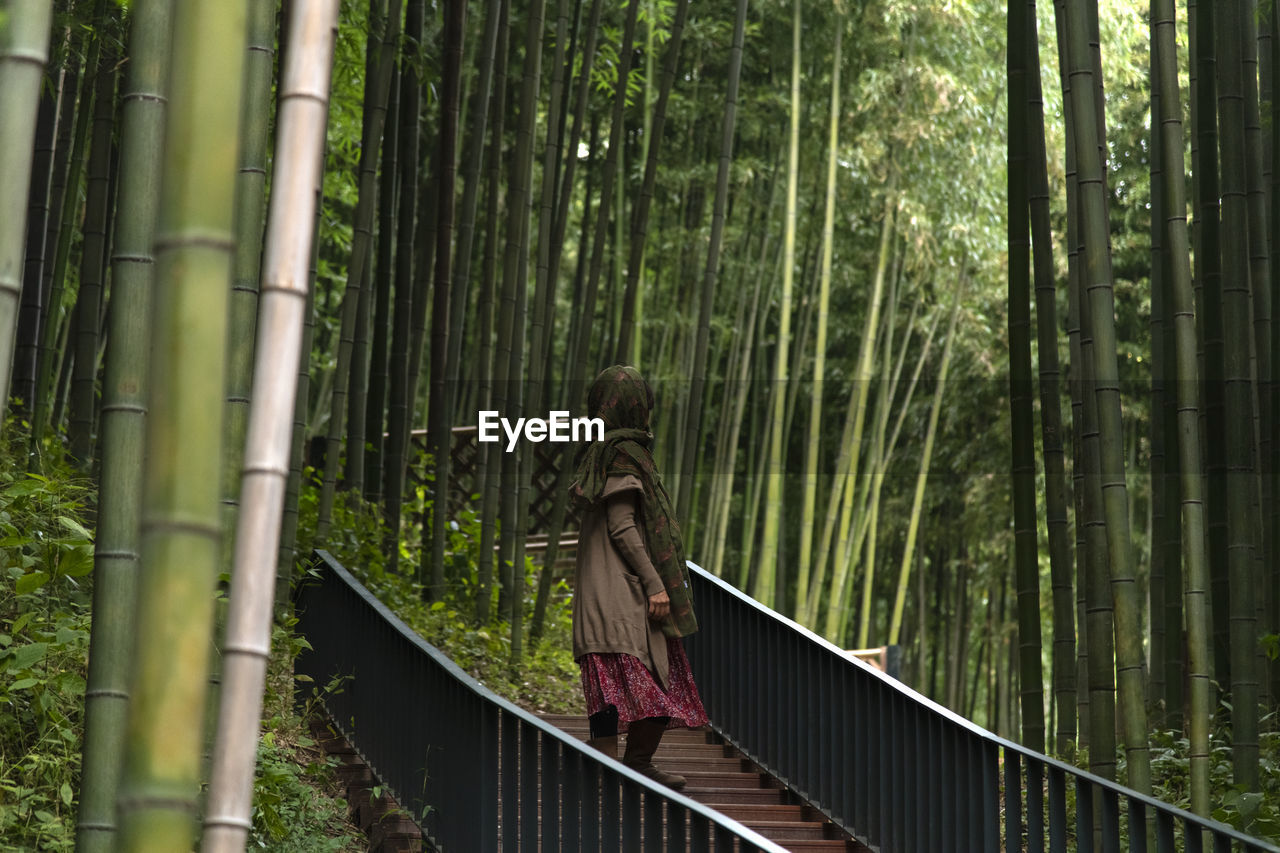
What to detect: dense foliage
<box><xmin>0</xmin><ymin>432</ymin><xmax>363</xmax><ymax>852</ymax></box>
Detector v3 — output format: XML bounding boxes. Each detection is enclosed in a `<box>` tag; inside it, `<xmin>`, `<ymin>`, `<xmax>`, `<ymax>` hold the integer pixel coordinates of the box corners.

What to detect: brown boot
<box><xmin>622</xmin><ymin>718</ymin><xmax>687</xmax><ymax>790</ymax></box>
<box><xmin>587</xmin><ymin>735</ymin><xmax>618</xmax><ymax>759</ymax></box>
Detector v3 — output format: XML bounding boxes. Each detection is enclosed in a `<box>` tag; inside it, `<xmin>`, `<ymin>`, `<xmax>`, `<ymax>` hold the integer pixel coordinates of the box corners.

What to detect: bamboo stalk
<box><xmin>115</xmin><ymin>0</ymin><xmax>248</xmax><ymax>847</ymax></box>
<box><xmin>0</xmin><ymin>0</ymin><xmax>55</xmax><ymax>429</ymax></box>
<box><xmin>202</xmin><ymin>3</ymin><xmax>338</xmax><ymax>849</ymax></box>
<box><xmin>77</xmin><ymin>0</ymin><xmax>172</xmax><ymax>847</ymax></box>
<box><xmin>1152</xmin><ymin>0</ymin><xmax>1211</xmax><ymax>815</ymax></box>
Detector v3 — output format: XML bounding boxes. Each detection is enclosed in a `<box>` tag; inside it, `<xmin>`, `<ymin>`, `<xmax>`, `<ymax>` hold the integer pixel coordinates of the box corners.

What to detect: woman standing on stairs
<box><xmin>570</xmin><ymin>365</ymin><xmax>708</xmax><ymax>791</ymax></box>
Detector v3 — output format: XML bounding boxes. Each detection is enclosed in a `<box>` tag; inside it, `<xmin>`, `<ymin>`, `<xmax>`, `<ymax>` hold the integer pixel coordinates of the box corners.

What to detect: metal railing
<box><xmin>294</xmin><ymin>550</ymin><xmax>791</xmax><ymax>852</ymax></box>
<box><xmin>682</xmin><ymin>561</ymin><xmax>1280</xmax><ymax>853</ymax></box>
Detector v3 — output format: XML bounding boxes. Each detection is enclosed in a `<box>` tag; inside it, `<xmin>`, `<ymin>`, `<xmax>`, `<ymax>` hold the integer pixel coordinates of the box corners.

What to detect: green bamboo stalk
<box><xmin>1152</xmin><ymin>0</ymin><xmax>1210</xmax><ymax>815</ymax></box>
<box><xmin>76</xmin><ymin>1</ymin><xmax>171</xmax><ymax>848</ymax></box>
<box><xmin>1217</xmin><ymin>0</ymin><xmax>1261</xmax><ymax>791</ymax></box>
<box><xmin>426</xmin><ymin>0</ymin><xmax>466</xmax><ymax>601</ymax></box>
<box><xmin>615</xmin><ymin>0</ymin><xmax>689</xmax><ymax>368</ymax></box>
<box><xmin>711</xmin><ymin>166</ymin><xmax>778</xmax><ymax>580</ymax></box>
<box><xmin>856</xmin><ymin>266</ymin><xmax>900</xmax><ymax>648</ymax></box>
<box><xmin>382</xmin><ymin>0</ymin><xmax>422</xmax><ymax>575</ymax></box>
<box><xmin>67</xmin><ymin>33</ymin><xmax>116</xmax><ymax>466</ymax></box>
<box><xmin>753</xmin><ymin>0</ymin><xmax>801</xmax><ymax>608</ymax></box>
<box><xmin>793</xmin><ymin>15</ymin><xmax>841</xmax><ymax>625</ymax></box>
<box><xmin>1062</xmin><ymin>0</ymin><xmax>1149</xmax><ymax>792</ymax></box>
<box><xmin>820</xmin><ymin>185</ymin><xmax>896</xmax><ymax>638</ymax></box>
<box><xmin>1243</xmin><ymin>0</ymin><xmax>1273</xmax><ymax>575</ymax></box>
<box><xmin>362</xmin><ymin>56</ymin><xmax>398</xmax><ymax>505</ymax></box>
<box><xmin>472</xmin><ymin>0</ymin><xmax>508</xmax><ymax>623</ymax></box>
<box><xmin>1025</xmin><ymin>0</ymin><xmax>1075</xmax><ymax>754</ymax></box>
<box><xmin>114</xmin><ymin>1</ymin><xmax>247</xmax><ymax>848</ymax></box>
<box><xmin>224</xmin><ymin>0</ymin><xmax>276</xmax><ymax>545</ymax></box>
<box><xmin>1270</xmin><ymin>0</ymin><xmax>1280</xmax><ymax>711</ymax></box>
<box><xmin>525</xmin><ymin>0</ymin><xmax>574</xmax><ymax>634</ymax></box>
<box><xmin>1148</xmin><ymin>25</ymin><xmax>1169</xmax><ymax>727</ymax></box>
<box><xmin>1007</xmin><ymin>0</ymin><xmax>1044</xmax><ymax>752</ymax></box>
<box><xmin>1194</xmin><ymin>0</ymin><xmax>1232</xmax><ymax>693</ymax></box>
<box><xmin>15</xmin><ymin>82</ymin><xmax>57</xmax><ymax>416</ymax></box>
<box><xmin>203</xmin><ymin>5</ymin><xmax>337</xmax><ymax>847</ymax></box>
<box><xmin>2</xmin><ymin>2</ymin><xmax>54</xmax><ymax>429</ymax></box>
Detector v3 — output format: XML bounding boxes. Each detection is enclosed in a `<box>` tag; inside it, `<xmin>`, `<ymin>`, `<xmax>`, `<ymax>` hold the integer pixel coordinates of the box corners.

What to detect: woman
<box><xmin>570</xmin><ymin>365</ymin><xmax>707</xmax><ymax>790</ymax></box>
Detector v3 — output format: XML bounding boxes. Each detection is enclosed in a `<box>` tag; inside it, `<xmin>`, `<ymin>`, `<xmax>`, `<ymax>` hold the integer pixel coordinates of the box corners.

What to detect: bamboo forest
<box><xmin>4</xmin><ymin>0</ymin><xmax>1280</xmax><ymax>848</ymax></box>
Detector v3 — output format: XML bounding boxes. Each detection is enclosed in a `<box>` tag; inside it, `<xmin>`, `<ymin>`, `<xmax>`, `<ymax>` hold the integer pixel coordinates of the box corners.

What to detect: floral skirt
<box><xmin>579</xmin><ymin>637</ymin><xmax>709</xmax><ymax>732</ymax></box>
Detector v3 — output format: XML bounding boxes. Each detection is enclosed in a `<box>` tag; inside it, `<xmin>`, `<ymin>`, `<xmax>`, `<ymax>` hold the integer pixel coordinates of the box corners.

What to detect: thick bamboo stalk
<box><xmin>1217</xmin><ymin>0</ymin><xmax>1261</xmax><ymax>791</ymax></box>
<box><xmin>1025</xmin><ymin>0</ymin><xmax>1075</xmax><ymax>755</ymax></box>
<box><xmin>76</xmin><ymin>1</ymin><xmax>172</xmax><ymax>847</ymax></box>
<box><xmin>202</xmin><ymin>5</ymin><xmax>337</xmax><ymax>848</ymax></box>
<box><xmin>1152</xmin><ymin>0</ymin><xmax>1211</xmax><ymax>815</ymax></box>
<box><xmin>381</xmin><ymin>0</ymin><xmax>422</xmax><ymax>575</ymax></box>
<box><xmin>426</xmin><ymin>0</ymin><xmax>466</xmax><ymax>599</ymax></box>
<box><xmin>1062</xmin><ymin>0</ymin><xmax>1149</xmax><ymax>792</ymax></box>
<box><xmin>0</xmin><ymin>0</ymin><xmax>54</xmax><ymax>431</ymax></box>
<box><xmin>115</xmin><ymin>0</ymin><xmax>248</xmax><ymax>847</ymax></box>
<box><xmin>1007</xmin><ymin>0</ymin><xmax>1044</xmax><ymax>752</ymax></box>
<box><xmin>1148</xmin><ymin>26</ymin><xmax>1170</xmax><ymax>727</ymax></box>
<box><xmin>224</xmin><ymin>0</ymin><xmax>277</xmax><ymax>543</ymax></box>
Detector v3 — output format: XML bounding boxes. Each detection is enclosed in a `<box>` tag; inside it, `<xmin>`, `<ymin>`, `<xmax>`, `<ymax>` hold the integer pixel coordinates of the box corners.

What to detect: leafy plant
<box><xmin>297</xmin><ymin>481</ymin><xmax>584</xmax><ymax>714</ymax></box>
<box><xmin>0</xmin><ymin>428</ymin><xmax>364</xmax><ymax>851</ymax></box>
<box><xmin>0</xmin><ymin>437</ymin><xmax>94</xmax><ymax>853</ymax></box>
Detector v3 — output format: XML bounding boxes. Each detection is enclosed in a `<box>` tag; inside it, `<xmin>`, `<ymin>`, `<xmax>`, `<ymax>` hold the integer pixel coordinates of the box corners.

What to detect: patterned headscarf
<box><xmin>571</xmin><ymin>365</ymin><xmax>697</xmax><ymax>638</ymax></box>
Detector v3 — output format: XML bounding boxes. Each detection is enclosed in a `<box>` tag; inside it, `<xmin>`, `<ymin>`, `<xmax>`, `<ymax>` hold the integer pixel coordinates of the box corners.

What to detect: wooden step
<box><xmin>738</xmin><ymin>820</ymin><xmax>832</xmax><ymax>841</ymax></box>
<box><xmin>538</xmin><ymin>714</ymin><xmax>867</xmax><ymax>852</ymax></box>
<box><xmin>684</xmin><ymin>786</ymin><xmax>791</xmax><ymax>805</ymax></box>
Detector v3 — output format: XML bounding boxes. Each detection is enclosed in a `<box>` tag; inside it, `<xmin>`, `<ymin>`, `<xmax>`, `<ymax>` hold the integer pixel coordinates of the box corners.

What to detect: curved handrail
<box><xmin>294</xmin><ymin>550</ymin><xmax>791</xmax><ymax>852</ymax></box>
<box><xmin>683</xmin><ymin>560</ymin><xmax>1280</xmax><ymax>853</ymax></box>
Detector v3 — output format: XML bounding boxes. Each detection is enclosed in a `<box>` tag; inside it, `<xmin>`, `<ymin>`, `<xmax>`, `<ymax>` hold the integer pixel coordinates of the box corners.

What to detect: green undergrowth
<box><xmin>295</xmin><ymin>476</ymin><xmax>584</xmax><ymax>716</ymax></box>
<box><xmin>1144</xmin><ymin>712</ymin><xmax>1280</xmax><ymax>841</ymax></box>
<box><xmin>0</xmin><ymin>432</ymin><xmax>364</xmax><ymax>851</ymax></box>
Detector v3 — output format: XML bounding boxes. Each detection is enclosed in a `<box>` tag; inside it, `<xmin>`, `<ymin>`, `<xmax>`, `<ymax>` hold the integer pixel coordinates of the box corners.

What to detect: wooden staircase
<box><xmin>539</xmin><ymin>714</ymin><xmax>868</xmax><ymax>852</ymax></box>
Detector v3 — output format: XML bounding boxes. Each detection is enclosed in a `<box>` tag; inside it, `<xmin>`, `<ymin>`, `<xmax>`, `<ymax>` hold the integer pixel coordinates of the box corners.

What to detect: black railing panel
<box><xmin>682</xmin><ymin>561</ymin><xmax>1280</xmax><ymax>853</ymax></box>
<box><xmin>295</xmin><ymin>550</ymin><xmax>793</xmax><ymax>852</ymax></box>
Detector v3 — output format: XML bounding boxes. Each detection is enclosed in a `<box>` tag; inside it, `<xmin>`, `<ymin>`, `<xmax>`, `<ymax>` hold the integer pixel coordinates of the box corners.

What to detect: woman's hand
<box><xmin>648</xmin><ymin>589</ymin><xmax>670</xmax><ymax>620</ymax></box>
